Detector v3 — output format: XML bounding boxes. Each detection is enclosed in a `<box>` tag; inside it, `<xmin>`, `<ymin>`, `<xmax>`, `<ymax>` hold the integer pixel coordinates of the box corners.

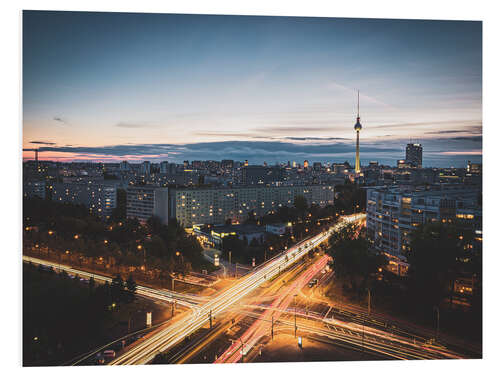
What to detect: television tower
<box><xmin>354</xmin><ymin>90</ymin><xmax>362</xmax><ymax>174</ymax></box>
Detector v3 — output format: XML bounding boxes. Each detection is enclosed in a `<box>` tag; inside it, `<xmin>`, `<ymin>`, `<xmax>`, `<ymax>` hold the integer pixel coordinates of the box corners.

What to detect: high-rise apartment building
<box><xmin>169</xmin><ymin>185</ymin><xmax>335</xmax><ymax>227</ymax></box>
<box><xmin>140</xmin><ymin>161</ymin><xmax>151</xmax><ymax>175</ymax></box>
<box><xmin>366</xmin><ymin>186</ymin><xmax>481</xmax><ymax>262</ymax></box>
<box><xmin>160</xmin><ymin>161</ymin><xmax>169</xmax><ymax>174</ymax></box>
<box><xmin>126</xmin><ymin>186</ymin><xmax>169</xmax><ymax>224</ymax></box>
<box><xmin>52</xmin><ymin>181</ymin><xmax>117</xmax><ymax>218</ymax></box>
<box><xmin>405</xmin><ymin>143</ymin><xmax>423</xmax><ymax>168</ymax></box>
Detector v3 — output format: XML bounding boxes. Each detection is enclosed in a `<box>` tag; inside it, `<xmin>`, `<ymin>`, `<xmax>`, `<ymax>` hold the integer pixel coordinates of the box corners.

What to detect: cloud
<box><xmin>30</xmin><ymin>140</ymin><xmax>56</xmax><ymax>145</ymax></box>
<box><xmin>115</xmin><ymin>122</ymin><xmax>158</xmax><ymax>129</ymax></box>
<box><xmin>28</xmin><ymin>137</ymin><xmax>482</xmax><ymax>167</ymax></box>
<box><xmin>283</xmin><ymin>137</ymin><xmax>349</xmax><ymax>141</ymax></box>
<box><xmin>372</xmin><ymin>120</ymin><xmax>482</xmax><ymax>130</ymax></box>
<box><xmin>33</xmin><ymin>140</ymin><xmax>399</xmax><ymax>162</ymax></box>
<box><xmin>425</xmin><ymin>125</ymin><xmax>483</xmax><ymax>136</ymax></box>
<box><xmin>192</xmin><ymin>131</ymin><xmax>269</xmax><ymax>139</ymax></box>
<box><xmin>447</xmin><ymin>136</ymin><xmax>482</xmax><ymax>142</ymax></box>
<box><xmin>326</xmin><ymin>81</ymin><xmax>396</xmax><ymax>109</ymax></box>
<box><xmin>253</xmin><ymin>126</ymin><xmax>335</xmax><ymax>134</ymax></box>
<box><xmin>425</xmin><ymin>130</ymin><xmax>466</xmax><ymax>135</ymax></box>
<box><xmin>53</xmin><ymin>117</ymin><xmax>68</xmax><ymax>125</ymax></box>
<box><xmin>435</xmin><ymin>150</ymin><xmax>482</xmax><ymax>155</ymax></box>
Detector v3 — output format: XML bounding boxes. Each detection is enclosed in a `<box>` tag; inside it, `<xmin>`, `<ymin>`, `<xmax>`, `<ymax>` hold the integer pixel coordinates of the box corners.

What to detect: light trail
<box><xmin>215</xmin><ymin>254</ymin><xmax>330</xmax><ymax>363</ymax></box>
<box><xmin>233</xmin><ymin>309</ymin><xmax>457</xmax><ymax>360</ymax></box>
<box><xmin>109</xmin><ymin>214</ymin><xmax>365</xmax><ymax>365</ymax></box>
<box><xmin>22</xmin><ymin>255</ymin><xmax>204</xmax><ymax>308</ymax></box>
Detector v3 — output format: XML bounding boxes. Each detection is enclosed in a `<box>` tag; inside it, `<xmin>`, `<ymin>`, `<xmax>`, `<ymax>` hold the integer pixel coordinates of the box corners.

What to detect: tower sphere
<box><xmin>354</xmin><ymin>117</ymin><xmax>362</xmax><ymax>131</ymax></box>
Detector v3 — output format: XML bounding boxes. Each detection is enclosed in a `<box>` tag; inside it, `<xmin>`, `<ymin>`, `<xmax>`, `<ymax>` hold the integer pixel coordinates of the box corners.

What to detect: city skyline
<box><xmin>23</xmin><ymin>11</ymin><xmax>482</xmax><ymax>167</ymax></box>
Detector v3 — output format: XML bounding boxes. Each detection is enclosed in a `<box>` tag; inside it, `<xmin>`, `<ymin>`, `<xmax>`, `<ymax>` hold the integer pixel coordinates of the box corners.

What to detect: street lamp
<box><xmin>294</xmin><ymin>294</ymin><xmax>298</xmax><ymax>337</ymax></box>
<box><xmin>433</xmin><ymin>306</ymin><xmax>440</xmax><ymax>341</ymax></box>
<box><xmin>239</xmin><ymin>337</ymin><xmax>245</xmax><ymax>363</ymax></box>
<box><xmin>367</xmin><ymin>288</ymin><xmax>372</xmax><ymax>316</ymax></box>
<box><xmin>138</xmin><ymin>245</ymin><xmax>146</xmax><ymax>274</ymax></box>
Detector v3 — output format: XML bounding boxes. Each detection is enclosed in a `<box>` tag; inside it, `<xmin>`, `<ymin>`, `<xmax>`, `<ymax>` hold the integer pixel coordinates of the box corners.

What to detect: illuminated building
<box><xmin>242</xmin><ymin>165</ymin><xmax>284</xmax><ymax>185</ymax></box>
<box><xmin>160</xmin><ymin>161</ymin><xmax>169</xmax><ymax>174</ymax></box>
<box><xmin>193</xmin><ymin>223</ymin><xmax>266</xmax><ymax>249</ymax></box>
<box><xmin>397</xmin><ymin>159</ymin><xmax>411</xmax><ymax>169</ymax></box>
<box><xmin>221</xmin><ymin>159</ymin><xmax>234</xmax><ymax>170</ymax></box>
<box><xmin>23</xmin><ymin>180</ymin><xmax>46</xmax><ymax>199</ymax></box>
<box><xmin>466</xmin><ymin>160</ymin><xmax>482</xmax><ymax>174</ymax></box>
<box><xmin>126</xmin><ymin>186</ymin><xmax>169</xmax><ymax>224</ymax></box>
<box><xmin>366</xmin><ymin>185</ymin><xmax>482</xmax><ymax>274</ymax></box>
<box><xmin>52</xmin><ymin>181</ymin><xmax>117</xmax><ymax>219</ymax></box>
<box><xmin>120</xmin><ymin>160</ymin><xmax>131</xmax><ymax>171</ymax></box>
<box><xmin>405</xmin><ymin>143</ymin><xmax>423</xmax><ymax>168</ymax></box>
<box><xmin>140</xmin><ymin>161</ymin><xmax>151</xmax><ymax>175</ymax></box>
<box><xmin>170</xmin><ymin>185</ymin><xmax>335</xmax><ymax>228</ymax></box>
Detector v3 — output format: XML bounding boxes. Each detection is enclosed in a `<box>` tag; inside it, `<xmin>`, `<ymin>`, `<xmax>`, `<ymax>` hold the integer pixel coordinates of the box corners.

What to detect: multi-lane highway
<box><xmin>109</xmin><ymin>214</ymin><xmax>365</xmax><ymax>365</ymax></box>
<box><xmin>22</xmin><ymin>255</ymin><xmax>205</xmax><ymax>308</ymax></box>
<box><xmin>216</xmin><ymin>254</ymin><xmax>331</xmax><ymax>363</ymax></box>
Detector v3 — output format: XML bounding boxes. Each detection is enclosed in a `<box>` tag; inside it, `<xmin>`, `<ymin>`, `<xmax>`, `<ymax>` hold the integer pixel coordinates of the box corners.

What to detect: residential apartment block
<box><xmin>126</xmin><ymin>186</ymin><xmax>169</xmax><ymax>224</ymax></box>
<box><xmin>366</xmin><ymin>185</ymin><xmax>482</xmax><ymax>273</ymax></box>
<box><xmin>169</xmin><ymin>185</ymin><xmax>335</xmax><ymax>227</ymax></box>
<box><xmin>125</xmin><ymin>184</ymin><xmax>335</xmax><ymax>228</ymax></box>
<box><xmin>52</xmin><ymin>181</ymin><xmax>117</xmax><ymax>218</ymax></box>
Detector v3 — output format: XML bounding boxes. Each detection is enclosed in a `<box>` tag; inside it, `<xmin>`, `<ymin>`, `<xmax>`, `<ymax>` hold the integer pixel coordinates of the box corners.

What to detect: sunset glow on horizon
<box><xmin>23</xmin><ymin>11</ymin><xmax>482</xmax><ymax>167</ymax></box>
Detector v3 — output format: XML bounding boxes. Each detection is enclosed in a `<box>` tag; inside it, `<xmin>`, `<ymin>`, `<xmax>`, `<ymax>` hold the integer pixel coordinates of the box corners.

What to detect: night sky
<box><xmin>23</xmin><ymin>11</ymin><xmax>482</xmax><ymax>167</ymax></box>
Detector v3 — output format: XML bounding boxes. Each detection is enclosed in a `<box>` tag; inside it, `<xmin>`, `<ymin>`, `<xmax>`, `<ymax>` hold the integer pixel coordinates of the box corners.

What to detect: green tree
<box><xmin>407</xmin><ymin>222</ymin><xmax>471</xmax><ymax>312</ymax></box>
<box><xmin>111</xmin><ymin>188</ymin><xmax>127</xmax><ymax>221</ymax></box>
<box><xmin>294</xmin><ymin>195</ymin><xmax>308</xmax><ymax>218</ymax></box>
<box><xmin>327</xmin><ymin>224</ymin><xmax>386</xmax><ymax>296</ymax></box>
<box><xmin>125</xmin><ymin>274</ymin><xmax>137</xmax><ymax>303</ymax></box>
<box><xmin>111</xmin><ymin>273</ymin><xmax>125</xmax><ymax>303</ymax></box>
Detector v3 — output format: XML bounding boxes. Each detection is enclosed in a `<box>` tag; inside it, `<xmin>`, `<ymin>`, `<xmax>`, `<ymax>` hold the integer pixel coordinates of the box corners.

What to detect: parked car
<box><xmin>103</xmin><ymin>350</ymin><xmax>116</xmax><ymax>359</ymax></box>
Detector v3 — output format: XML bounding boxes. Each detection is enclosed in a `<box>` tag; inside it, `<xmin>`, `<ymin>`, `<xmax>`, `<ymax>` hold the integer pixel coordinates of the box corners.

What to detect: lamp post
<box><xmin>138</xmin><ymin>244</ymin><xmax>146</xmax><ymax>276</ymax></box>
<box><xmin>271</xmin><ymin>315</ymin><xmax>274</xmax><ymax>340</ymax></box>
<box><xmin>294</xmin><ymin>294</ymin><xmax>298</xmax><ymax>337</ymax></box>
<box><xmin>367</xmin><ymin>288</ymin><xmax>371</xmax><ymax>316</ymax></box>
<box><xmin>239</xmin><ymin>337</ymin><xmax>245</xmax><ymax>363</ymax></box>
<box><xmin>433</xmin><ymin>306</ymin><xmax>440</xmax><ymax>341</ymax></box>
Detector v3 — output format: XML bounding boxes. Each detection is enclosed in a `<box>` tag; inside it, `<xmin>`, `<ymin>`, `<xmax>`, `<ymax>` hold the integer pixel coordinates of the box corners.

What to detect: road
<box><xmin>215</xmin><ymin>254</ymin><xmax>331</xmax><ymax>363</ymax></box>
<box><xmin>22</xmin><ymin>255</ymin><xmax>205</xmax><ymax>308</ymax></box>
<box><xmin>109</xmin><ymin>214</ymin><xmax>365</xmax><ymax>365</ymax></box>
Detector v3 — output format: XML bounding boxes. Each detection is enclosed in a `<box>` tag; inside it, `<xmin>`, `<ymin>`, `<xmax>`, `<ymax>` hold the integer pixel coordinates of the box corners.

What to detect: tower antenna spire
<box><xmin>357</xmin><ymin>90</ymin><xmax>360</xmax><ymax>118</ymax></box>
